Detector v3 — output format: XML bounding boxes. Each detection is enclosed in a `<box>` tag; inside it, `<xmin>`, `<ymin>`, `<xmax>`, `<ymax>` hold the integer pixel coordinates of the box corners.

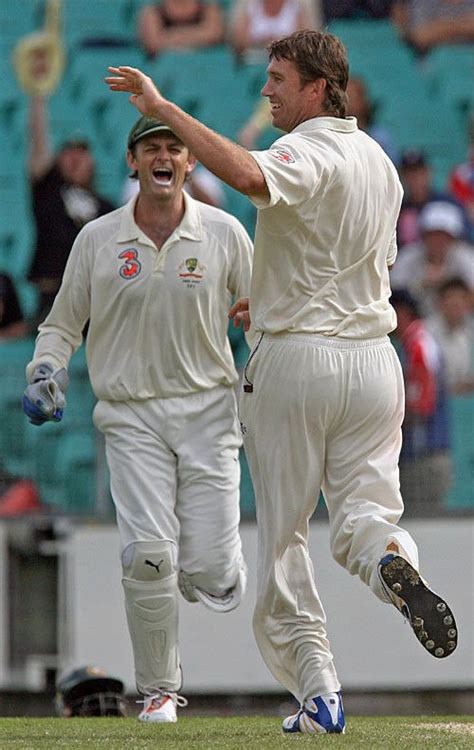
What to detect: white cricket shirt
<box><xmin>27</xmin><ymin>192</ymin><xmax>253</xmax><ymax>400</ymax></box>
<box><xmin>249</xmin><ymin>116</ymin><xmax>402</xmax><ymax>338</ymax></box>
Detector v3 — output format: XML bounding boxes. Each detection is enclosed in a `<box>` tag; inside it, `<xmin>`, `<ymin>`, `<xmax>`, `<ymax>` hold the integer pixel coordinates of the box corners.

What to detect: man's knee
<box><xmin>121</xmin><ymin>539</ymin><xmax>178</xmax><ymax>582</ymax></box>
<box><xmin>178</xmin><ymin>556</ymin><xmax>247</xmax><ymax>613</ymax></box>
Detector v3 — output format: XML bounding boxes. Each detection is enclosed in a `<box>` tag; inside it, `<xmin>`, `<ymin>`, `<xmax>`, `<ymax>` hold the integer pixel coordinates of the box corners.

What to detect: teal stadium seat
<box><xmin>53</xmin><ymin>431</ymin><xmax>97</xmax><ymax>513</ymax></box>
<box><xmin>379</xmin><ymin>94</ymin><xmax>468</xmax><ymax>187</ymax></box>
<box><xmin>328</xmin><ymin>20</ymin><xmax>419</xmax><ymax>100</ymax></box>
<box><xmin>0</xmin><ymin>2</ymin><xmax>40</xmax><ymax>52</ymax></box>
<box><xmin>445</xmin><ymin>396</ymin><xmax>474</xmax><ymax>510</ymax></box>
<box><xmin>63</xmin><ymin>0</ymin><xmax>139</xmax><ymax>48</ymax></box>
<box><xmin>424</xmin><ymin>44</ymin><xmax>474</xmax><ymax>116</ymax></box>
<box><xmin>0</xmin><ymin>339</ymin><xmax>35</xmax><ymax>476</ymax></box>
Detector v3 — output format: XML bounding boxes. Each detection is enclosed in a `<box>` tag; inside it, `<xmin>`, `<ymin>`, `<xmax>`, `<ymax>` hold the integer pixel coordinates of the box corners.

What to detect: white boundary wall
<box><xmin>65</xmin><ymin>518</ymin><xmax>474</xmax><ymax>693</ymax></box>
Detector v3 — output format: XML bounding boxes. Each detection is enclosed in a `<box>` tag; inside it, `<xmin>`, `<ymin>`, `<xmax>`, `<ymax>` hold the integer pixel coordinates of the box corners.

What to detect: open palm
<box><xmin>106</xmin><ymin>66</ymin><xmax>164</xmax><ymax>117</ymax></box>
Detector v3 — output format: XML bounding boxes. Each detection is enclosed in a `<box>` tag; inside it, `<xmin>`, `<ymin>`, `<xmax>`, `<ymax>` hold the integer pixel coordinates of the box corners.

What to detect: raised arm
<box><xmin>29</xmin><ymin>93</ymin><xmax>55</xmax><ymax>181</ymax></box>
<box><xmin>105</xmin><ymin>66</ymin><xmax>269</xmax><ymax>199</ymax></box>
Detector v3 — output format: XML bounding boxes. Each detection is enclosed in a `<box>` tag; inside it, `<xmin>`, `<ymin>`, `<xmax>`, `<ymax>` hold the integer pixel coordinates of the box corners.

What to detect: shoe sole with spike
<box><xmin>379</xmin><ymin>555</ymin><xmax>458</xmax><ymax>658</ymax></box>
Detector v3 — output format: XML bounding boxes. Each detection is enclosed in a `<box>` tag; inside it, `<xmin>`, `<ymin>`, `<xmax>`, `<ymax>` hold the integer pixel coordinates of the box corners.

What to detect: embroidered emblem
<box><xmin>118</xmin><ymin>248</ymin><xmax>142</xmax><ymax>279</ymax></box>
<box><xmin>177</xmin><ymin>257</ymin><xmax>206</xmax><ymax>285</ymax></box>
<box><xmin>271</xmin><ymin>147</ymin><xmax>295</xmax><ymax>164</ymax></box>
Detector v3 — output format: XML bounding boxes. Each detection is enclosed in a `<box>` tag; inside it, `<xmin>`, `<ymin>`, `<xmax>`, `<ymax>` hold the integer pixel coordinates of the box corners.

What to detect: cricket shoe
<box><xmin>138</xmin><ymin>690</ymin><xmax>188</xmax><ymax>723</ymax></box>
<box><xmin>378</xmin><ymin>553</ymin><xmax>458</xmax><ymax>658</ymax></box>
<box><xmin>282</xmin><ymin>691</ymin><xmax>345</xmax><ymax>734</ymax></box>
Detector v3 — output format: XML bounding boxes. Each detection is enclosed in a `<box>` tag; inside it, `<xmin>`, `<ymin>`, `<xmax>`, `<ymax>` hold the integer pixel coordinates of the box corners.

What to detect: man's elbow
<box><xmin>237</xmin><ymin>171</ymin><xmax>269</xmax><ymax>199</ymax></box>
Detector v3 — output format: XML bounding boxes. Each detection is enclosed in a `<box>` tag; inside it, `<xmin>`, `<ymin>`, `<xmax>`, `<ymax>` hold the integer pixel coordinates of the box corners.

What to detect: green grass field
<box><xmin>0</xmin><ymin>716</ymin><xmax>473</xmax><ymax>749</ymax></box>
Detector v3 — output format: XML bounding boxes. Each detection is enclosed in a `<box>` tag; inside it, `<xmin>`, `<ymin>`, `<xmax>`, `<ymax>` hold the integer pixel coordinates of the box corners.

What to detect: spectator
<box><xmin>27</xmin><ymin>94</ymin><xmax>114</xmax><ymax>328</ymax></box>
<box><xmin>0</xmin><ymin>273</ymin><xmax>29</xmax><ymax>340</ymax></box>
<box><xmin>391</xmin><ymin>200</ymin><xmax>474</xmax><ymax>316</ymax></box>
<box><xmin>137</xmin><ymin>0</ymin><xmax>225</xmax><ymax>58</ymax></box>
<box><xmin>346</xmin><ymin>76</ymin><xmax>399</xmax><ymax>163</ymax></box>
<box><xmin>449</xmin><ymin>141</ymin><xmax>474</xmax><ymax>242</ymax></box>
<box><xmin>390</xmin><ymin>289</ymin><xmax>451</xmax><ymax>515</ymax></box>
<box><xmin>230</xmin><ymin>0</ymin><xmax>321</xmax><ymax>62</ymax></box>
<box><xmin>397</xmin><ymin>149</ymin><xmax>463</xmax><ymax>249</ymax></box>
<box><xmin>426</xmin><ymin>278</ymin><xmax>474</xmax><ymax>395</ymax></box>
<box><xmin>391</xmin><ymin>0</ymin><xmax>474</xmax><ymax>56</ymax></box>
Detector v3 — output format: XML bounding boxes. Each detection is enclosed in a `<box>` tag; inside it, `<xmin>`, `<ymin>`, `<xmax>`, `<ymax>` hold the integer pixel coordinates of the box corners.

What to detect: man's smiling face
<box><xmin>261</xmin><ymin>57</ymin><xmax>325</xmax><ymax>133</ymax></box>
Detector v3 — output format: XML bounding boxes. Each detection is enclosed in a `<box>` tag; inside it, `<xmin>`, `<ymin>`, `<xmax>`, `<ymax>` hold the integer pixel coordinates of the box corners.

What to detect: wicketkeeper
<box><xmin>23</xmin><ymin>115</ymin><xmax>253</xmax><ymax>723</ymax></box>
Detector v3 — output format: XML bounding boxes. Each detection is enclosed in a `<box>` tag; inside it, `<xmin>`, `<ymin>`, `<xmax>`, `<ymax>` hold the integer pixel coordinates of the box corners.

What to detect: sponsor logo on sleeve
<box><xmin>270</xmin><ymin>147</ymin><xmax>296</xmax><ymax>164</ymax></box>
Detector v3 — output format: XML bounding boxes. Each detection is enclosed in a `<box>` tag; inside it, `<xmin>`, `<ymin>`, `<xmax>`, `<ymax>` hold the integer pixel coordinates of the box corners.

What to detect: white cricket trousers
<box><xmin>93</xmin><ymin>386</ymin><xmax>243</xmax><ymax>691</ymax></box>
<box><xmin>239</xmin><ymin>333</ymin><xmax>419</xmax><ymax>703</ymax></box>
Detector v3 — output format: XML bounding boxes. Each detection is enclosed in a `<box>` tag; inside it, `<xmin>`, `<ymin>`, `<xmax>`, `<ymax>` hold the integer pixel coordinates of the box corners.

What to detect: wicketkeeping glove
<box><xmin>22</xmin><ymin>363</ymin><xmax>69</xmax><ymax>426</ymax></box>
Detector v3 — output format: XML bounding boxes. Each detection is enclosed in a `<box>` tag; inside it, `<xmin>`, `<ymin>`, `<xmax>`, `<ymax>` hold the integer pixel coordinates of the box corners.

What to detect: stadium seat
<box><xmin>0</xmin><ymin>339</ymin><xmax>35</xmax><ymax>476</ymax></box>
<box><xmin>424</xmin><ymin>44</ymin><xmax>474</xmax><ymax>115</ymax></box>
<box><xmin>0</xmin><ymin>2</ymin><xmax>40</xmax><ymax>51</ymax></box>
<box><xmin>0</xmin><ymin>194</ymin><xmax>34</xmax><ymax>281</ymax></box>
<box><xmin>379</xmin><ymin>93</ymin><xmax>468</xmax><ymax>187</ymax></box>
<box><xmin>56</xmin><ymin>431</ymin><xmax>97</xmax><ymax>513</ymax></box>
<box><xmin>445</xmin><ymin>396</ymin><xmax>474</xmax><ymax>509</ymax></box>
<box><xmin>63</xmin><ymin>1</ymin><xmax>138</xmax><ymax>48</ymax></box>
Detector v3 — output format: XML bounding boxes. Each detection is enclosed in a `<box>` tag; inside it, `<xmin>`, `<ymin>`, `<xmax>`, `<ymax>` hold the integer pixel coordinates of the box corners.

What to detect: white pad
<box><xmin>179</xmin><ymin>559</ymin><xmax>248</xmax><ymax>613</ymax></box>
<box><xmin>122</xmin><ymin>540</ymin><xmax>181</xmax><ymax>694</ymax></box>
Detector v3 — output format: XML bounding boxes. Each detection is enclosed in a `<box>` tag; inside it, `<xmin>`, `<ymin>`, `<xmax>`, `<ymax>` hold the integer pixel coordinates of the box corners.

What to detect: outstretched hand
<box><xmin>229</xmin><ymin>297</ymin><xmax>251</xmax><ymax>332</ymax></box>
<box><xmin>105</xmin><ymin>66</ymin><xmax>166</xmax><ymax>118</ymax></box>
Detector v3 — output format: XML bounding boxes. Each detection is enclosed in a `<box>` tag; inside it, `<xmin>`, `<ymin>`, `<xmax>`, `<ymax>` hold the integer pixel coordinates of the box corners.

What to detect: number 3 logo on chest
<box><xmin>118</xmin><ymin>248</ymin><xmax>142</xmax><ymax>279</ymax></box>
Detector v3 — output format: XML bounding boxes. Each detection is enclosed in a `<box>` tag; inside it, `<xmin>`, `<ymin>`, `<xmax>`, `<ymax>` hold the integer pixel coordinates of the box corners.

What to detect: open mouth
<box><xmin>270</xmin><ymin>102</ymin><xmax>281</xmax><ymax>113</ymax></box>
<box><xmin>152</xmin><ymin>168</ymin><xmax>173</xmax><ymax>186</ymax></box>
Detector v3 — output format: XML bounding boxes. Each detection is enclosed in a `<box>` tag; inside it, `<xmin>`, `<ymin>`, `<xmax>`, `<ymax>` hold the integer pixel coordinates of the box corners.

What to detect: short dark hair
<box><xmin>267</xmin><ymin>30</ymin><xmax>349</xmax><ymax>117</ymax></box>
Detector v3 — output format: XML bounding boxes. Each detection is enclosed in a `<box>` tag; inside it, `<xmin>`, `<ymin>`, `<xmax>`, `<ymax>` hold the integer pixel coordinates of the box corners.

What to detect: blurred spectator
<box><xmin>0</xmin><ymin>273</ymin><xmax>29</xmax><ymax>340</ymax></box>
<box><xmin>230</xmin><ymin>0</ymin><xmax>321</xmax><ymax>62</ymax></box>
<box><xmin>426</xmin><ymin>278</ymin><xmax>474</xmax><ymax>395</ymax></box>
<box><xmin>137</xmin><ymin>0</ymin><xmax>225</xmax><ymax>58</ymax></box>
<box><xmin>121</xmin><ymin>163</ymin><xmax>227</xmax><ymax>207</ymax></box>
<box><xmin>27</xmin><ymin>94</ymin><xmax>114</xmax><ymax>328</ymax></box>
<box><xmin>391</xmin><ymin>0</ymin><xmax>474</xmax><ymax>56</ymax></box>
<box><xmin>391</xmin><ymin>289</ymin><xmax>451</xmax><ymax>514</ymax></box>
<box><xmin>449</xmin><ymin>141</ymin><xmax>474</xmax><ymax>242</ymax></box>
<box><xmin>397</xmin><ymin>149</ymin><xmax>467</xmax><ymax>249</ymax></box>
<box><xmin>391</xmin><ymin>201</ymin><xmax>474</xmax><ymax>316</ymax></box>
<box><xmin>323</xmin><ymin>0</ymin><xmax>393</xmax><ymax>21</ymax></box>
<box><xmin>346</xmin><ymin>76</ymin><xmax>399</xmax><ymax>163</ymax></box>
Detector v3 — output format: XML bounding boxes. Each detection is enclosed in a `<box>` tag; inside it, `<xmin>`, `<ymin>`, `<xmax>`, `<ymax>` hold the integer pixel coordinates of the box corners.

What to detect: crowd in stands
<box><xmin>1</xmin><ymin>1</ymin><xmax>473</xmax><ymax>517</ymax></box>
